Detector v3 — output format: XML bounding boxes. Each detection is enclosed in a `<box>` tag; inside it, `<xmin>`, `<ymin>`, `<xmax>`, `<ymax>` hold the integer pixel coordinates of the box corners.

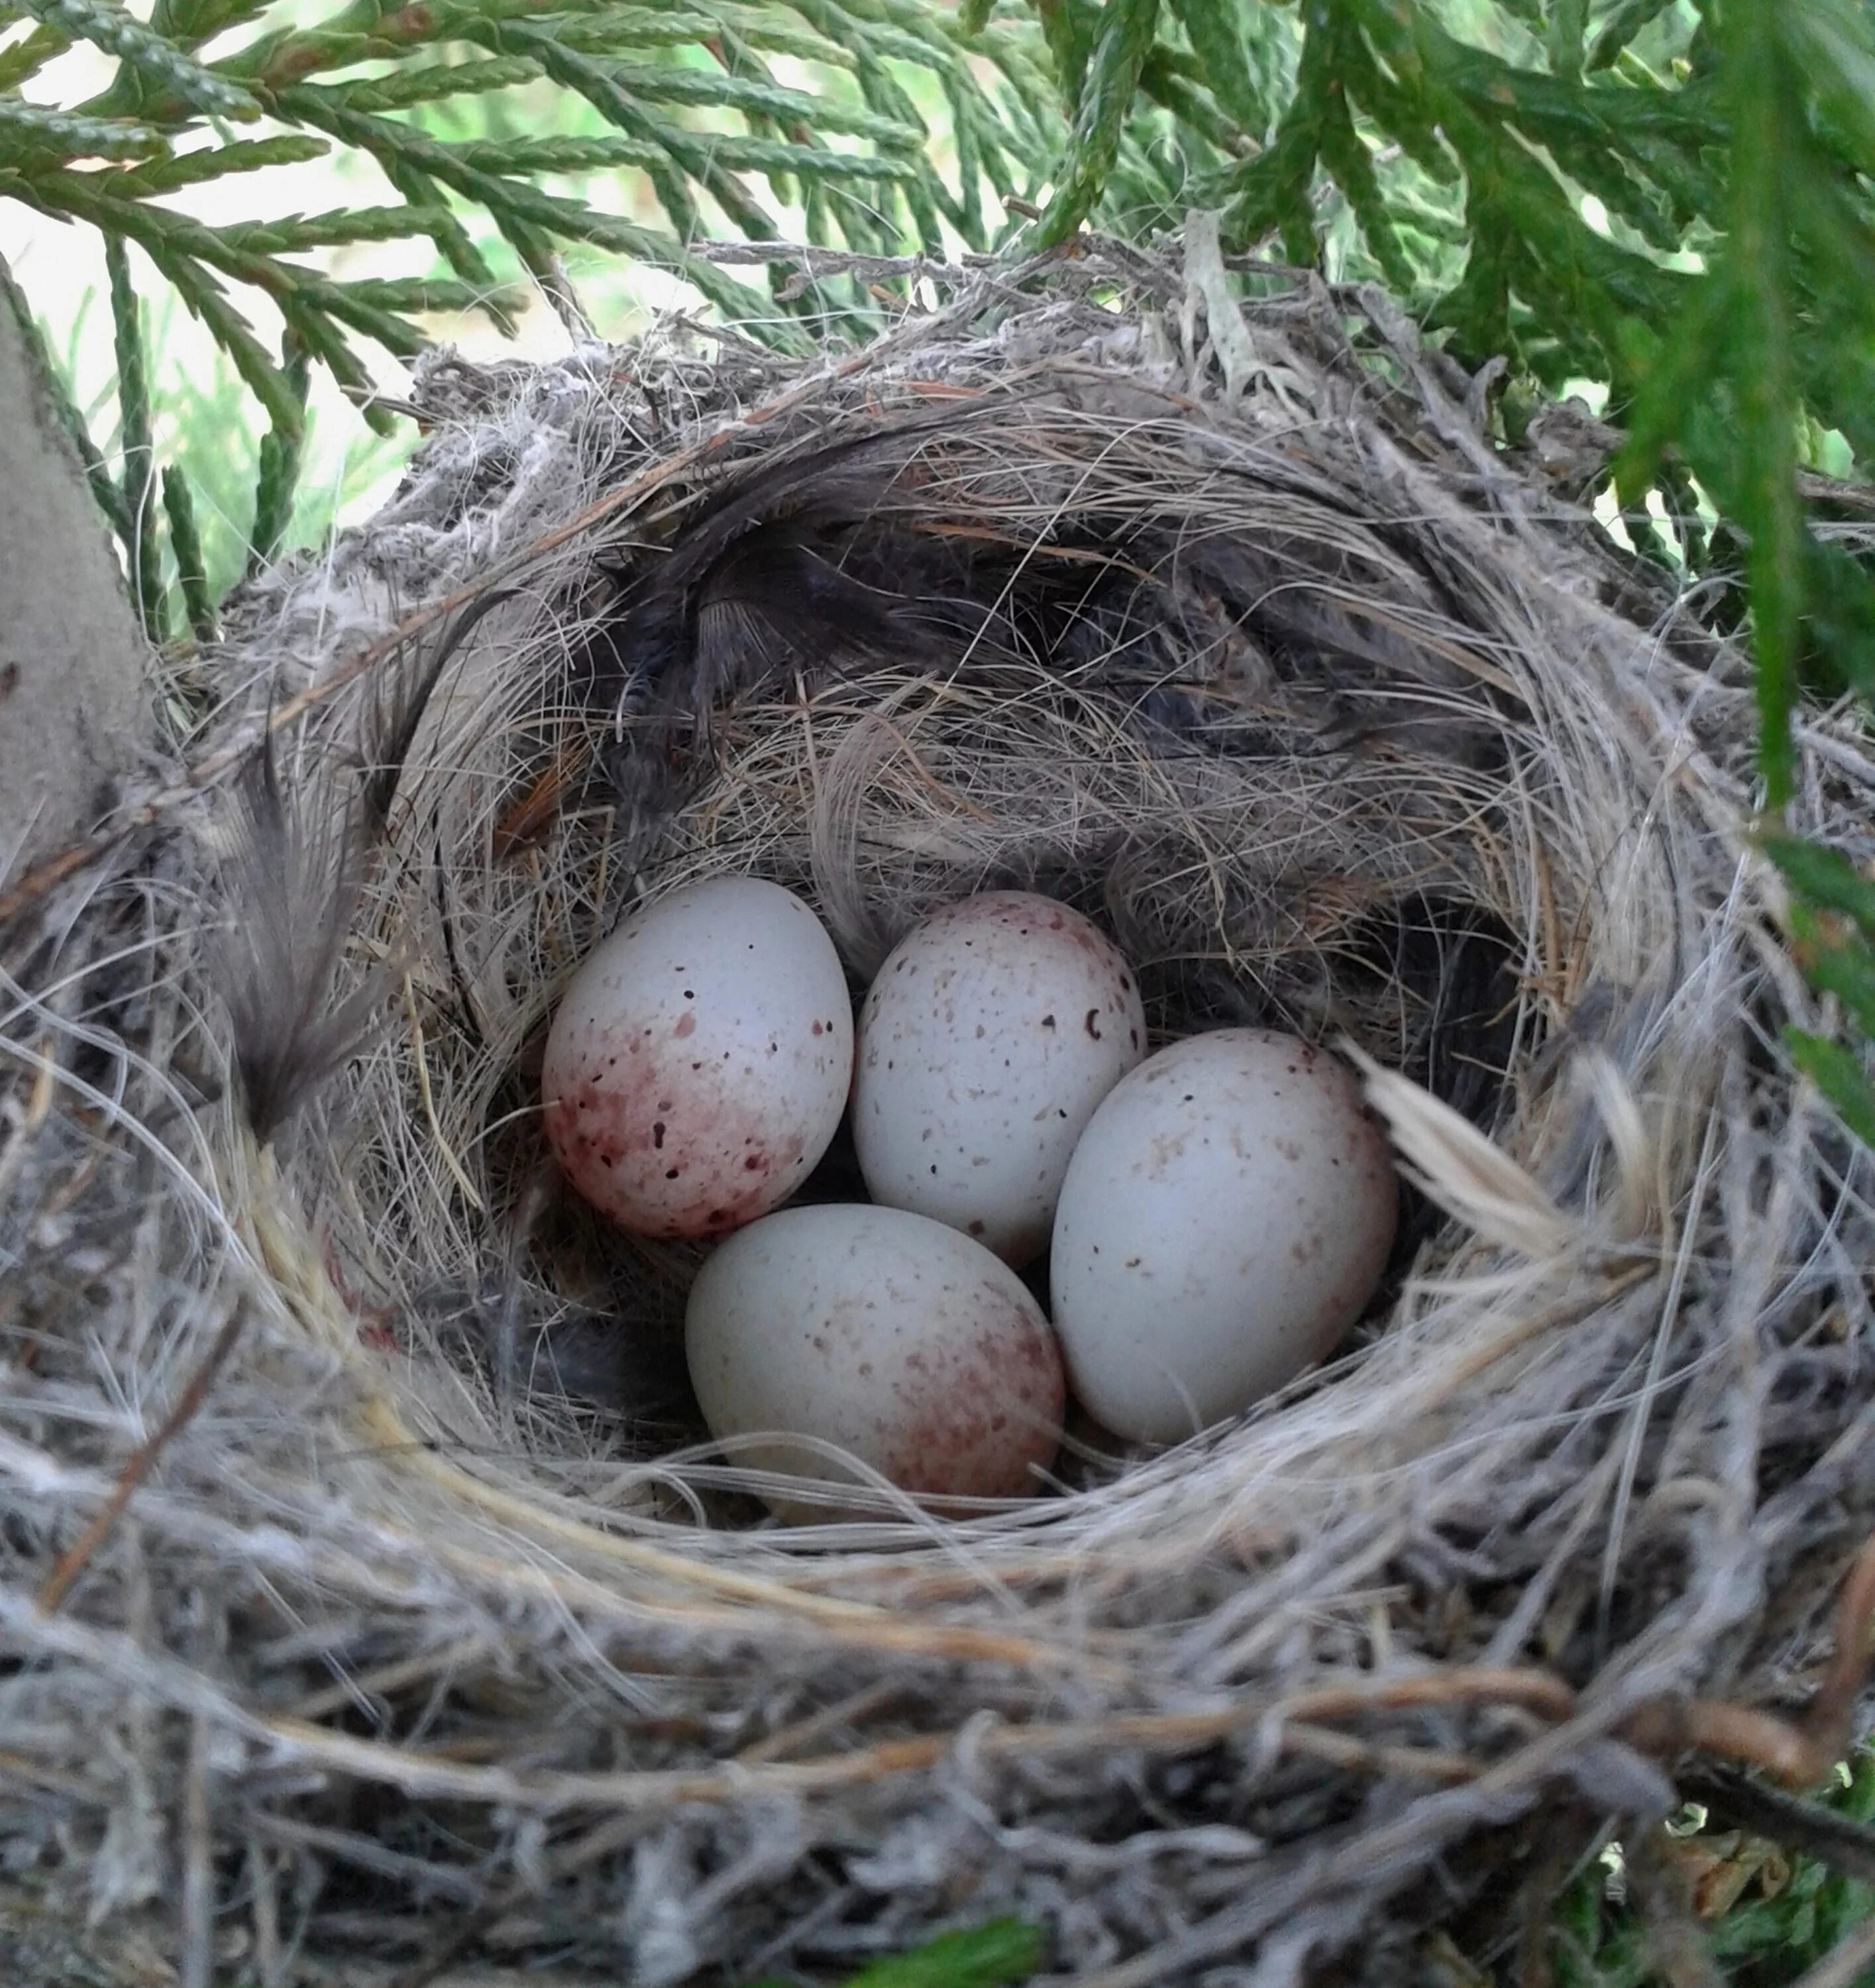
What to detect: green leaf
<box><xmin>745</xmin><ymin>1917</ymin><xmax>1043</xmax><ymax>1988</ymax></box>
<box><xmin>443</xmin><ymin>123</ymin><xmax>920</xmax><ymax>184</ymax></box>
<box><xmin>1036</xmin><ymin>0</ymin><xmax>1100</xmax><ymax>101</ymax></box>
<box><xmin>1316</xmin><ymin>67</ymin><xmax>1412</xmax><ymax>289</ymax></box>
<box><xmin>1587</xmin><ymin>0</ymin><xmax>1683</xmax><ymax>74</ymax></box>
<box><xmin>280</xmin><ymin>85</ymin><xmax>786</xmax><ymax>335</ymax></box>
<box><xmin>1790</xmin><ymin>918</ymin><xmax>1875</xmax><ymax>1037</ymax></box>
<box><xmin>1762</xmin><ymin>834</ymin><xmax>1875</xmax><ymax>940</ymax></box>
<box><xmin>328</xmin><ymin>272</ymin><xmax>508</xmax><ymax>319</ymax></box>
<box><xmin>843</xmin><ymin>1918</ymin><xmax>1041</xmax><ymax>1988</ymax></box>
<box><xmin>1137</xmin><ymin>47</ymin><xmax>1242</xmax><ymax>162</ymax></box>
<box><xmin>1799</xmin><ymin>537</ymin><xmax>1875</xmax><ymax>705</ymax></box>
<box><xmin>521</xmin><ymin>42</ymin><xmax>921</xmax><ymax>146</ymax></box>
<box><xmin>1782</xmin><ymin>0</ymin><xmax>1875</xmax><ymax>170</ymax></box>
<box><xmin>1613</xmin><ymin>276</ymin><xmax>1727</xmax><ymax>499</ymax></box>
<box><xmin>148</xmin><ymin>0</ymin><xmax>269</xmax><ymax>51</ymax></box>
<box><xmin>1788</xmin><ymin>1030</ymin><xmax>1875</xmax><ymax>1145</ymax></box>
<box><xmin>378</xmin><ymin>153</ymin><xmax>513</xmax><ymax>337</ymax></box>
<box><xmin>1548</xmin><ymin>0</ymin><xmax>1589</xmax><ymax>80</ymax></box>
<box><xmin>1167</xmin><ymin>0</ymin><xmax>1265</xmax><ymax>138</ymax></box>
<box><xmin>1214</xmin><ymin>8</ymin><xmax>1332</xmax><ymax>264</ymax></box>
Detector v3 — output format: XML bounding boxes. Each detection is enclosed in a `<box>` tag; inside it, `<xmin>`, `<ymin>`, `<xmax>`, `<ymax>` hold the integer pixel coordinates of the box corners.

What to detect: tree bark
<box><xmin>0</xmin><ymin>258</ymin><xmax>150</xmax><ymax>876</ymax></box>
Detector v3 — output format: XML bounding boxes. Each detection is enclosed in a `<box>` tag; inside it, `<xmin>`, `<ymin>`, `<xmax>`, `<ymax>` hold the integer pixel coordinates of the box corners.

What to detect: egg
<box><xmin>851</xmin><ymin>892</ymin><xmax>1146</xmax><ymax>1264</ymax></box>
<box><xmin>1049</xmin><ymin>1030</ymin><xmax>1397</xmax><ymax>1443</ymax></box>
<box><xmin>684</xmin><ymin>1203</ymin><xmax>1065</xmax><ymax>1516</ymax></box>
<box><xmin>542</xmin><ymin>877</ymin><xmax>853</xmax><ymax>1239</ymax></box>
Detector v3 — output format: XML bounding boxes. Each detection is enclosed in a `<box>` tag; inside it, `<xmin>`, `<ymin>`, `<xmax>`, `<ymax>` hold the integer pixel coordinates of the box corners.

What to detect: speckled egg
<box><xmin>541</xmin><ymin>877</ymin><xmax>852</xmax><ymax>1239</ymax></box>
<box><xmin>851</xmin><ymin>892</ymin><xmax>1146</xmax><ymax>1264</ymax></box>
<box><xmin>684</xmin><ymin>1203</ymin><xmax>1065</xmax><ymax>1517</ymax></box>
<box><xmin>1049</xmin><ymin>1029</ymin><xmax>1397</xmax><ymax>1444</ymax></box>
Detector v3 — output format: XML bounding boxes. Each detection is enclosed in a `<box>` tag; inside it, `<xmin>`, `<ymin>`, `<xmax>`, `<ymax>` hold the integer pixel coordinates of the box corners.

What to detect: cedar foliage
<box><xmin>2</xmin><ymin>0</ymin><xmax>1872</xmax><ymax>1133</ymax></box>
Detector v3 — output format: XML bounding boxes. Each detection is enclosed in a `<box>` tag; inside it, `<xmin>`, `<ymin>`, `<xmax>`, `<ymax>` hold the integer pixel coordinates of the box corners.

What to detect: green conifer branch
<box><xmin>105</xmin><ymin>230</ymin><xmax>166</xmax><ymax>640</ymax></box>
<box><xmin>246</xmin><ymin>335</ymin><xmax>306</xmax><ymax>569</ymax></box>
<box><xmin>0</xmin><ymin>99</ymin><xmax>166</xmax><ymax>156</ymax></box>
<box><xmin>160</xmin><ymin>462</ymin><xmax>216</xmax><ymax>643</ymax></box>
<box><xmin>1723</xmin><ymin>0</ymin><xmax>1802</xmax><ymax>812</ymax></box>
<box><xmin>278</xmin><ymin>83</ymin><xmax>788</xmax><ymax>333</ymax></box>
<box><xmin>1784</xmin><ymin>1032</ymin><xmax>1875</xmax><ymax>1145</ymax></box>
<box><xmin>18</xmin><ymin>0</ymin><xmax>260</xmax><ymax>118</ymax></box>
<box><xmin>378</xmin><ymin>150</ymin><xmax>514</xmax><ymax>335</ymax></box>
<box><xmin>99</xmin><ymin>133</ymin><xmax>328</xmax><ymax>194</ymax></box>
<box><xmin>148</xmin><ymin>243</ymin><xmax>305</xmax><ymax>436</ymax></box>
<box><xmin>5</xmin><ymin>0</ymin><xmax>1049</xmax><ymax>529</ymax></box>
<box><xmin>0</xmin><ymin>22</ymin><xmax>72</xmax><ymax>91</ymax></box>
<box><xmin>1166</xmin><ymin>0</ymin><xmax>1266</xmax><ymax>136</ymax></box>
<box><xmin>1036</xmin><ymin>0</ymin><xmax>1158</xmax><ymax>246</ymax></box>
<box><xmin>332</xmin><ymin>55</ymin><xmax>541</xmax><ymax>111</ymax></box>
<box><xmin>216</xmin><ymin>201</ymin><xmax>470</xmax><ymax>252</ymax></box>
<box><xmin>149</xmin><ymin>0</ymin><xmax>272</xmax><ymax>52</ymax></box>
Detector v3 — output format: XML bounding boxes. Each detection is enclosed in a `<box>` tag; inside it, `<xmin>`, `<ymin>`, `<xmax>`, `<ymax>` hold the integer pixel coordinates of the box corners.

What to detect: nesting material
<box><xmin>3</xmin><ymin>239</ymin><xmax>1873</xmax><ymax>1987</ymax></box>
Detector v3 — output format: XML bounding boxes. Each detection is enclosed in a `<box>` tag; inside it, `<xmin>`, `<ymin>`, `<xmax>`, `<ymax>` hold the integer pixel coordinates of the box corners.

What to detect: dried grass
<box><xmin>2</xmin><ymin>239</ymin><xmax>1872</xmax><ymax>1987</ymax></box>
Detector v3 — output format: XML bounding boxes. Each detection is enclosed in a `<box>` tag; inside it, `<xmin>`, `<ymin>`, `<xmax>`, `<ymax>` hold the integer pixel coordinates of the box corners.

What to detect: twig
<box><xmin>1786</xmin><ymin>1914</ymin><xmax>1875</xmax><ymax>1988</ymax></box>
<box><xmin>247</xmin><ymin>1663</ymin><xmax>1580</xmax><ymax>1813</ymax></box>
<box><xmin>1624</xmin><ymin>1532</ymin><xmax>1875</xmax><ymax>1787</ymax></box>
<box><xmin>1277</xmin><ymin>1723</ymin><xmax>1481</xmax><ymax>1786</ymax></box>
<box><xmin>182</xmin><ymin>1706</ymin><xmax>215</xmax><ymax>1988</ymax></box>
<box><xmin>1678</xmin><ymin>1765</ymin><xmax>1875</xmax><ymax>1885</ymax></box>
<box><xmin>383</xmin><ymin>1670</ymin><xmax>1540</xmax><ymax>1988</ymax></box>
<box><xmin>242</xmin><ymin>1810</ymin><xmax>488</xmax><ymax>1906</ymax></box>
<box><xmin>737</xmin><ymin>1679</ymin><xmax>907</xmax><ymax>1765</ymax></box>
<box><xmin>248</xmin><ymin>1840</ymin><xmax>284</xmax><ymax>1988</ymax></box>
<box><xmin>35</xmin><ymin>1295</ymin><xmax>248</xmax><ymax>1613</ymax></box>
<box><xmin>694</xmin><ymin>239</ymin><xmax>983</xmax><ymax>283</ymax></box>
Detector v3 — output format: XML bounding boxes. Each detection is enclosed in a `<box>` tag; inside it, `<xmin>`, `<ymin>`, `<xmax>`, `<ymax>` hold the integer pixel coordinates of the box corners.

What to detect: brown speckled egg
<box><xmin>1050</xmin><ymin>1029</ymin><xmax>1397</xmax><ymax>1444</ymax></box>
<box><xmin>542</xmin><ymin>878</ymin><xmax>852</xmax><ymax>1239</ymax></box>
<box><xmin>684</xmin><ymin>1203</ymin><xmax>1065</xmax><ymax>1517</ymax></box>
<box><xmin>852</xmin><ymin>891</ymin><xmax>1146</xmax><ymax>1265</ymax></box>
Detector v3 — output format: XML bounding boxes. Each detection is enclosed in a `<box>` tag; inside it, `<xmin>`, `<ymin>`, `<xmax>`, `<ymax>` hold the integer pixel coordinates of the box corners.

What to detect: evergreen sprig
<box><xmin>17</xmin><ymin>0</ymin><xmax>261</xmax><ymax>118</ymax></box>
<box><xmin>5</xmin><ymin>0</ymin><xmax>1875</xmax><ymax>1152</ymax></box>
<box><xmin>0</xmin><ymin>0</ymin><xmax>1048</xmax><ymax>627</ymax></box>
<box><xmin>1008</xmin><ymin>0</ymin><xmax>1875</xmax><ymax>1152</ymax></box>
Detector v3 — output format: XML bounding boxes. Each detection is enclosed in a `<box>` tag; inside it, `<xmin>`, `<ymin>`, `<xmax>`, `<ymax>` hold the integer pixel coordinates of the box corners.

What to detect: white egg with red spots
<box><xmin>852</xmin><ymin>892</ymin><xmax>1146</xmax><ymax>1265</ymax></box>
<box><xmin>1050</xmin><ymin>1029</ymin><xmax>1398</xmax><ymax>1444</ymax></box>
<box><xmin>542</xmin><ymin>877</ymin><xmax>851</xmax><ymax>1239</ymax></box>
<box><xmin>684</xmin><ymin>1203</ymin><xmax>1066</xmax><ymax>1518</ymax></box>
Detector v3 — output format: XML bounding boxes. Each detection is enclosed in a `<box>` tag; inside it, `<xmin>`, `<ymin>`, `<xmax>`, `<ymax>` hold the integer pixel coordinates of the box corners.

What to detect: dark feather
<box><xmin>358</xmin><ymin>590</ymin><xmax>517</xmax><ymax>833</ymax></box>
<box><xmin>220</xmin><ymin>599</ymin><xmax>507</xmax><ymax>1142</ymax></box>
<box><xmin>219</xmin><ymin>735</ymin><xmax>381</xmax><ymax>1146</ymax></box>
<box><xmin>582</xmin><ymin>402</ymin><xmax>1020</xmax><ymax>727</ymax></box>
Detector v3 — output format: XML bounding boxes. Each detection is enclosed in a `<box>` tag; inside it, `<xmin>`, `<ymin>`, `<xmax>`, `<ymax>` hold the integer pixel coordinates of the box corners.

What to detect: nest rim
<box><xmin>5</xmin><ymin>243</ymin><xmax>1872</xmax><ymax>1986</ymax></box>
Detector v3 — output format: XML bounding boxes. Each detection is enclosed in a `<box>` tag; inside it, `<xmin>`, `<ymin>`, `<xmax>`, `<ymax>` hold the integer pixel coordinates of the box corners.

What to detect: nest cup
<box><xmin>5</xmin><ymin>245</ymin><xmax>1874</xmax><ymax>1983</ymax></box>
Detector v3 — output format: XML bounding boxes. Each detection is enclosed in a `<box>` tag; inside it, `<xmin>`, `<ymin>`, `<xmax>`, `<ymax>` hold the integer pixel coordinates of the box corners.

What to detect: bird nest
<box><xmin>4</xmin><ymin>237</ymin><xmax>1873</xmax><ymax>1987</ymax></box>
